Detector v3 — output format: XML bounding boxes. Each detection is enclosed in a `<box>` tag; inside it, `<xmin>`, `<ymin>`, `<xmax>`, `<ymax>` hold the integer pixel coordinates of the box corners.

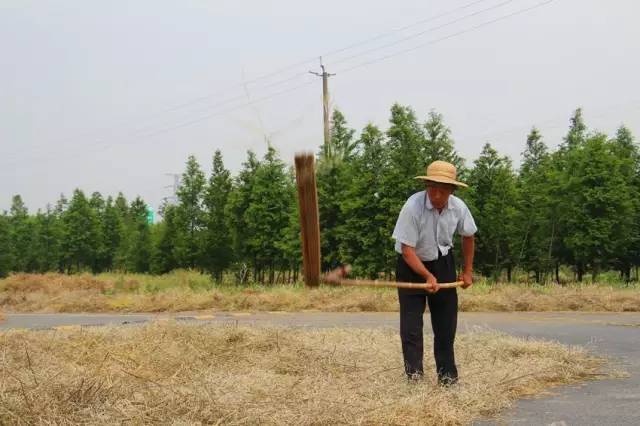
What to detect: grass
<box><xmin>0</xmin><ymin>322</ymin><xmax>609</xmax><ymax>425</ymax></box>
<box><xmin>0</xmin><ymin>270</ymin><xmax>639</xmax><ymax>313</ymax></box>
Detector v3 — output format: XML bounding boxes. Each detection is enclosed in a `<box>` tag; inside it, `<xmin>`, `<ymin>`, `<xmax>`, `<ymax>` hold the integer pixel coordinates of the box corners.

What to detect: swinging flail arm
<box><xmin>294</xmin><ymin>152</ymin><xmax>463</xmax><ymax>290</ymax></box>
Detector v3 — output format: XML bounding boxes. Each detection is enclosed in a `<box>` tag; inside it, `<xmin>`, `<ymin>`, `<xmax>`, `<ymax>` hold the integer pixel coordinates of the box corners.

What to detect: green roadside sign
<box><xmin>146</xmin><ymin>206</ymin><xmax>155</xmax><ymax>225</ymax></box>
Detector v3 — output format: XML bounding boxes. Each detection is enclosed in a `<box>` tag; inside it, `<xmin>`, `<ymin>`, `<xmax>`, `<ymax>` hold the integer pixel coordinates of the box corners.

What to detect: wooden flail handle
<box><xmin>322</xmin><ymin>265</ymin><xmax>464</xmax><ymax>290</ymax></box>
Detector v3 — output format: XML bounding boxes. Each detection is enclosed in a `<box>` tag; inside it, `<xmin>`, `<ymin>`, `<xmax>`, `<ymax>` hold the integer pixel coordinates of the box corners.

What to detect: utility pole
<box><xmin>158</xmin><ymin>173</ymin><xmax>181</xmax><ymax>217</ymax></box>
<box><xmin>309</xmin><ymin>57</ymin><xmax>335</xmax><ymax>151</ymax></box>
<box><xmin>164</xmin><ymin>173</ymin><xmax>181</xmax><ymax>205</ymax></box>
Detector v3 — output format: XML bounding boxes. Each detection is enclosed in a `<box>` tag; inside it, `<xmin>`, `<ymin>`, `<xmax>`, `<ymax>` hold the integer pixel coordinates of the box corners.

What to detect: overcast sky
<box><xmin>2</xmin><ymin>0</ymin><xmax>639</xmax><ymax>213</ymax></box>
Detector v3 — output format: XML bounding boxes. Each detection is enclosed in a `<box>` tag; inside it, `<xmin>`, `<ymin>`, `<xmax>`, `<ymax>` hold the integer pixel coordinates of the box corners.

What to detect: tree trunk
<box><xmin>576</xmin><ymin>264</ymin><xmax>584</xmax><ymax>282</ymax></box>
<box><xmin>547</xmin><ymin>221</ymin><xmax>556</xmax><ymax>283</ymax></box>
<box><xmin>555</xmin><ymin>262</ymin><xmax>560</xmax><ymax>284</ymax></box>
<box><xmin>507</xmin><ymin>265</ymin><xmax>512</xmax><ymax>283</ymax></box>
<box><xmin>269</xmin><ymin>266</ymin><xmax>276</xmax><ymax>285</ymax></box>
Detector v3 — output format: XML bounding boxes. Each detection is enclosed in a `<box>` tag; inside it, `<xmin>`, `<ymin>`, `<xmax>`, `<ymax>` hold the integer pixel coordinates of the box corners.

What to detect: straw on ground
<box><xmin>0</xmin><ymin>322</ymin><xmax>608</xmax><ymax>425</ymax></box>
<box><xmin>0</xmin><ymin>271</ymin><xmax>639</xmax><ymax>313</ymax></box>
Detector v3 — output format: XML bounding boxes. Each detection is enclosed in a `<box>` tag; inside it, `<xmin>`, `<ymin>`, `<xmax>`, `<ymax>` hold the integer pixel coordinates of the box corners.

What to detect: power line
<box><xmin>0</xmin><ymin>81</ymin><xmax>317</xmax><ymax>169</ymax></box>
<box><xmin>152</xmin><ymin>0</ymin><xmax>499</xmax><ymax>113</ymax></box>
<box><xmin>336</xmin><ymin>0</ymin><xmax>557</xmax><ymax>74</ymax></box>
<box><xmin>321</xmin><ymin>0</ymin><xmax>492</xmax><ymax>59</ymax></box>
<box><xmin>130</xmin><ymin>0</ymin><xmax>512</xmax><ymax>126</ymax></box>
<box><xmin>330</xmin><ymin>0</ymin><xmax>515</xmax><ymax>67</ymax></box>
<box><xmin>71</xmin><ymin>0</ymin><xmax>526</xmax><ymax>141</ymax></box>
<box><xmin>475</xmin><ymin>99</ymin><xmax>640</xmax><ymax>142</ymax></box>
<box><xmin>163</xmin><ymin>0</ymin><xmax>517</xmax><ymax>123</ymax></box>
<box><xmin>136</xmin><ymin>80</ymin><xmax>317</xmax><ymax>140</ymax></box>
<box><xmin>6</xmin><ymin>0</ymin><xmax>501</xmax><ymax>162</ymax></box>
<box><xmin>137</xmin><ymin>0</ymin><xmax>558</xmax><ymax>137</ymax></box>
<box><xmin>2</xmin><ymin>0</ymin><xmax>560</xmax><ymax>167</ymax></box>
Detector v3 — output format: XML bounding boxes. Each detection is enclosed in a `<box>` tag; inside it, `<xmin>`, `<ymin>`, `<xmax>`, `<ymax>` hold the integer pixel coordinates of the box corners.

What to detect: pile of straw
<box><xmin>0</xmin><ymin>322</ymin><xmax>606</xmax><ymax>424</ymax></box>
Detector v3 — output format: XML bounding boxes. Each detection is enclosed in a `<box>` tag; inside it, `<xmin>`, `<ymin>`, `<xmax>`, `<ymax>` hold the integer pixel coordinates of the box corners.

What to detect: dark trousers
<box><xmin>396</xmin><ymin>251</ymin><xmax>458</xmax><ymax>383</ymax></box>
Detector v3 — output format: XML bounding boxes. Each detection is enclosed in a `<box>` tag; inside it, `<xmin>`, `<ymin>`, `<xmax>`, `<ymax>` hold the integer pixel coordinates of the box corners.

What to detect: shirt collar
<box><xmin>424</xmin><ymin>191</ymin><xmax>449</xmax><ymax>211</ymax></box>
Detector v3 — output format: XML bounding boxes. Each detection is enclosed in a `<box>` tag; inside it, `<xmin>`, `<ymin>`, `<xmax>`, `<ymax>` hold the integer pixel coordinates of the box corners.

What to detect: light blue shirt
<box><xmin>392</xmin><ymin>191</ymin><xmax>477</xmax><ymax>261</ymax></box>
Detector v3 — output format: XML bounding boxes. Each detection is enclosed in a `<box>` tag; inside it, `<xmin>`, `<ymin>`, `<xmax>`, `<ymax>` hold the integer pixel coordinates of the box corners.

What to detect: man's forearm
<box><xmin>401</xmin><ymin>244</ymin><xmax>433</xmax><ymax>281</ymax></box>
<box><xmin>462</xmin><ymin>236</ymin><xmax>475</xmax><ymax>273</ymax></box>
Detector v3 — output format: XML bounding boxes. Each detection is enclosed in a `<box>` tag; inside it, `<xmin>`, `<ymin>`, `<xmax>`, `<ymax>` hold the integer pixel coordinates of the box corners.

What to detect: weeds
<box><xmin>0</xmin><ymin>271</ymin><xmax>638</xmax><ymax>313</ymax></box>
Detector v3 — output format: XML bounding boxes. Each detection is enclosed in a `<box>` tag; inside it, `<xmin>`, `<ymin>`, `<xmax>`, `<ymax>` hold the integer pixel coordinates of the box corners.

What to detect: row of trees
<box><xmin>1</xmin><ymin>105</ymin><xmax>639</xmax><ymax>283</ymax></box>
<box><xmin>0</xmin><ymin>191</ymin><xmax>152</xmax><ymax>276</ymax></box>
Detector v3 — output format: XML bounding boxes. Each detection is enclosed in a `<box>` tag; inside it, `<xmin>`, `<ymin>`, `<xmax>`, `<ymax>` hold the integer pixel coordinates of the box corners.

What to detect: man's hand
<box><xmin>459</xmin><ymin>271</ymin><xmax>473</xmax><ymax>289</ymax></box>
<box><xmin>401</xmin><ymin>244</ymin><xmax>440</xmax><ymax>293</ymax></box>
<box><xmin>425</xmin><ymin>273</ymin><xmax>440</xmax><ymax>293</ymax></box>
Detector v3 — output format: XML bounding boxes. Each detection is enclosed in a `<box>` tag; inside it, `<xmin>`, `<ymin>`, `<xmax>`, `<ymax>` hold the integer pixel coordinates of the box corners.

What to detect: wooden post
<box><xmin>294</xmin><ymin>152</ymin><xmax>321</xmax><ymax>287</ymax></box>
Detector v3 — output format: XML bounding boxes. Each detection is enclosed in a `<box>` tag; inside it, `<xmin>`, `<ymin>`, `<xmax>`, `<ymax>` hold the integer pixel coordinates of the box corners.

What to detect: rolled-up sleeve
<box><xmin>392</xmin><ymin>201</ymin><xmax>418</xmax><ymax>247</ymax></box>
<box><xmin>457</xmin><ymin>204</ymin><xmax>477</xmax><ymax>237</ymax></box>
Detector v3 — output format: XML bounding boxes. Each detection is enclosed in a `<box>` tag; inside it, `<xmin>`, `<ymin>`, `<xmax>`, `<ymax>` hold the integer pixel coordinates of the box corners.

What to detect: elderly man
<box><xmin>392</xmin><ymin>160</ymin><xmax>477</xmax><ymax>385</ymax></box>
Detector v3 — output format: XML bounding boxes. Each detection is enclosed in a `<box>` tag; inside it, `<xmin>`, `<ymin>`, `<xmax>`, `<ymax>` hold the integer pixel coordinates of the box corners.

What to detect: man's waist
<box><xmin>397</xmin><ymin>249</ymin><xmax>452</xmax><ymax>264</ymax></box>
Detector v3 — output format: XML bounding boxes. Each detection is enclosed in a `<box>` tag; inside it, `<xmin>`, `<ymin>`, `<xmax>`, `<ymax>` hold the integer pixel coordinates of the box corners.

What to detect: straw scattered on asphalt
<box><xmin>0</xmin><ymin>322</ymin><xmax>610</xmax><ymax>425</ymax></box>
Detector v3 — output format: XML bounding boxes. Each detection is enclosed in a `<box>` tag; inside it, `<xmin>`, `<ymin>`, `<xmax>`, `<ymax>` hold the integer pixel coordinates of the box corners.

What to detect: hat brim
<box><xmin>414</xmin><ymin>176</ymin><xmax>468</xmax><ymax>188</ymax></box>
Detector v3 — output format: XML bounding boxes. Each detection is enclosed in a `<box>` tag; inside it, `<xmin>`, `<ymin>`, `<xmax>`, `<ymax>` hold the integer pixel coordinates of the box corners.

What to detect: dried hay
<box><xmin>0</xmin><ymin>322</ymin><xmax>608</xmax><ymax>425</ymax></box>
<box><xmin>1</xmin><ymin>273</ymin><xmax>638</xmax><ymax>313</ymax></box>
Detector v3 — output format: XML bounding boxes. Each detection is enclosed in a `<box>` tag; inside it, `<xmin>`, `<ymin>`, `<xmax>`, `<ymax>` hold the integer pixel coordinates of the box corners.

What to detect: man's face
<box><xmin>426</xmin><ymin>182</ymin><xmax>454</xmax><ymax>209</ymax></box>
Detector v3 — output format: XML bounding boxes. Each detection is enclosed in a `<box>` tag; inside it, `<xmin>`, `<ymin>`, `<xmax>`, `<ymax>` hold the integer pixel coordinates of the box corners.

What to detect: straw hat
<box><xmin>415</xmin><ymin>160</ymin><xmax>468</xmax><ymax>188</ymax></box>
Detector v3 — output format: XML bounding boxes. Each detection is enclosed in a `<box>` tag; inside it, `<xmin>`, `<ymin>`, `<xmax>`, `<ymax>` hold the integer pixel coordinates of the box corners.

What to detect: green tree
<box><xmin>31</xmin><ymin>206</ymin><xmax>63</xmax><ymax>273</ymax></box>
<box><xmin>9</xmin><ymin>195</ymin><xmax>34</xmax><ymax>272</ymax></box>
<box><xmin>319</xmin><ymin>109</ymin><xmax>357</xmax><ymax>166</ymax></box>
<box><xmin>124</xmin><ymin>197</ymin><xmax>152</xmax><ymax>273</ymax></box>
<box><xmin>174</xmin><ymin>155</ymin><xmax>206</xmax><ymax>268</ymax></box>
<box><xmin>317</xmin><ymin>109</ymin><xmax>357</xmax><ymax>270</ymax></box>
<box><xmin>89</xmin><ymin>192</ymin><xmax>109</xmax><ymax>272</ymax></box>
<box><xmin>563</xmin><ymin>108</ymin><xmax>587</xmax><ymax>149</ymax></box>
<box><xmin>113</xmin><ymin>193</ymin><xmax>131</xmax><ymax>270</ymax></box>
<box><xmin>150</xmin><ymin>203</ymin><xmax>179</xmax><ymax>274</ymax></box>
<box><xmin>545</xmin><ymin>109</ymin><xmax>591</xmax><ymax>282</ymax></box>
<box><xmin>380</xmin><ymin>104</ymin><xmax>428</xmax><ymax>272</ymax></box>
<box><xmin>227</xmin><ymin>151</ymin><xmax>260</xmax><ymax>282</ymax></box>
<box><xmin>102</xmin><ymin>196</ymin><xmax>125</xmax><ymax>271</ymax></box>
<box><xmin>202</xmin><ymin>150</ymin><xmax>234</xmax><ymax>280</ymax></box>
<box><xmin>61</xmin><ymin>189</ymin><xmax>100</xmax><ymax>272</ymax></box>
<box><xmin>276</xmin><ymin>179</ymin><xmax>302</xmax><ymax>283</ymax></box>
<box><xmin>339</xmin><ymin>124</ymin><xmax>391</xmax><ymax>278</ymax></box>
<box><xmin>0</xmin><ymin>213</ymin><xmax>13</xmax><ymax>277</ymax></box>
<box><xmin>114</xmin><ymin>192</ymin><xmax>129</xmax><ymax>218</ymax></box>
<box><xmin>610</xmin><ymin>126</ymin><xmax>640</xmax><ymax>280</ymax></box>
<box><xmin>561</xmin><ymin>134</ymin><xmax>634</xmax><ymax>281</ymax></box>
<box><xmin>423</xmin><ymin>110</ymin><xmax>463</xmax><ymax>169</ymax></box>
<box><xmin>467</xmin><ymin>143</ymin><xmax>518</xmax><ymax>280</ymax></box>
<box><xmin>244</xmin><ymin>146</ymin><xmax>295</xmax><ymax>283</ymax></box>
<box><xmin>515</xmin><ymin>128</ymin><xmax>554</xmax><ymax>282</ymax></box>
<box><xmin>384</xmin><ymin>104</ymin><xmax>425</xmax><ymax>194</ymax></box>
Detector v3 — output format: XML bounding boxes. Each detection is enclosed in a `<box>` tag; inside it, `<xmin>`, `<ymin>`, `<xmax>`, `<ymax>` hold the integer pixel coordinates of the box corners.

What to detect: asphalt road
<box><xmin>2</xmin><ymin>311</ymin><xmax>639</xmax><ymax>425</ymax></box>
